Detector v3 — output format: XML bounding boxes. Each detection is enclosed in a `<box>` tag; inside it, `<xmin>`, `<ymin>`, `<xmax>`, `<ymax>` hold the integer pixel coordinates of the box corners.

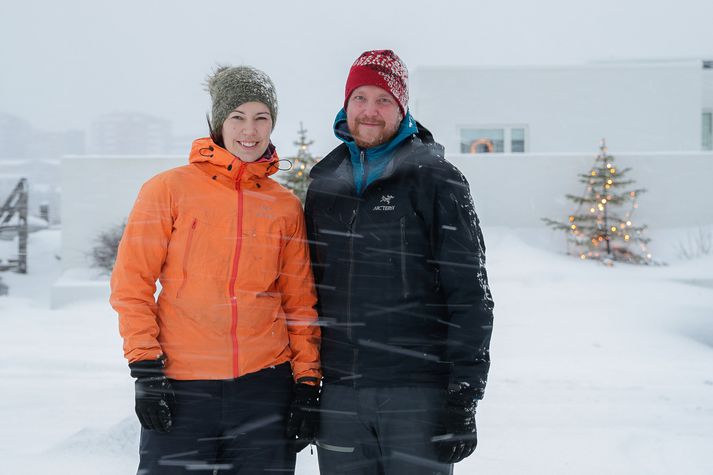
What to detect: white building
<box><xmin>51</xmin><ymin>59</ymin><xmax>713</xmax><ymax>307</ymax></box>
<box><xmin>89</xmin><ymin>111</ymin><xmax>172</xmax><ymax>155</ymax></box>
<box><xmin>0</xmin><ymin>113</ymin><xmax>33</xmax><ymax>159</ymax></box>
<box><xmin>411</xmin><ymin>58</ymin><xmax>713</xmax><ymax>154</ymax></box>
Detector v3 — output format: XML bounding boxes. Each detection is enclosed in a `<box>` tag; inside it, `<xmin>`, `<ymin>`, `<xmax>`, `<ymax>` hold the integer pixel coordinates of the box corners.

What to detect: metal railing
<box><xmin>0</xmin><ymin>178</ymin><xmax>28</xmax><ymax>273</ymax></box>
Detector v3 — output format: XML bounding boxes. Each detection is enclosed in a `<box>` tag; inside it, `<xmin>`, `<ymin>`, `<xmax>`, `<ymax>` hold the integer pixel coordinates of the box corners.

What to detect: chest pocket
<box><xmin>170</xmin><ymin>211</ymin><xmax>236</xmax><ymax>297</ymax></box>
<box><xmin>362</xmin><ymin>190</ymin><xmax>429</xmax><ymax>298</ymax></box>
<box><xmin>238</xmin><ymin>225</ymin><xmax>282</xmax><ymax>290</ymax></box>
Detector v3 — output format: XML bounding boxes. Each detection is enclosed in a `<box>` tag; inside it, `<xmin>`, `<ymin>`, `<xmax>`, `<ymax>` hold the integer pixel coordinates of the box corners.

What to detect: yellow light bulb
<box><xmin>624</xmin><ymin>235</ymin><xmax>630</xmax><ymax>240</ymax></box>
<box><xmin>590</xmin><ymin>208</ymin><xmax>595</xmax><ymax>213</ymax></box>
<box><xmin>601</xmin><ymin>199</ymin><xmax>607</xmax><ymax>204</ymax></box>
<box><xmin>571</xmin><ymin>224</ymin><xmax>577</xmax><ymax>230</ymax></box>
<box><xmin>611</xmin><ymin>226</ymin><xmax>617</xmax><ymax>232</ymax></box>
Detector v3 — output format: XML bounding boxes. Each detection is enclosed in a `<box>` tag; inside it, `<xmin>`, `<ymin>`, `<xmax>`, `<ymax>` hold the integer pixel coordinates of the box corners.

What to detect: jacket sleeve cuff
<box><xmin>128</xmin><ymin>355</ymin><xmax>166</xmax><ymax>379</ymax></box>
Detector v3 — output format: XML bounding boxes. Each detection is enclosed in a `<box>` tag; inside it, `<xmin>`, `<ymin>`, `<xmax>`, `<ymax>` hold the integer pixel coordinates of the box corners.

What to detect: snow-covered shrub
<box><xmin>90</xmin><ymin>222</ymin><xmax>126</xmax><ymax>274</ymax></box>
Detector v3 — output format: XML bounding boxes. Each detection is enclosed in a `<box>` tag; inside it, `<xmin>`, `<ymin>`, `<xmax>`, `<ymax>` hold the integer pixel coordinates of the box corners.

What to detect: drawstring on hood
<box><xmin>190</xmin><ymin>137</ymin><xmax>280</xmax><ymax>182</ymax></box>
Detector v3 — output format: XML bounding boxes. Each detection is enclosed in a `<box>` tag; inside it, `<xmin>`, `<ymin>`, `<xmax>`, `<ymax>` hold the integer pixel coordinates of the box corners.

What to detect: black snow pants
<box><xmin>137</xmin><ymin>363</ymin><xmax>295</xmax><ymax>474</ymax></box>
<box><xmin>316</xmin><ymin>384</ymin><xmax>453</xmax><ymax>475</ymax></box>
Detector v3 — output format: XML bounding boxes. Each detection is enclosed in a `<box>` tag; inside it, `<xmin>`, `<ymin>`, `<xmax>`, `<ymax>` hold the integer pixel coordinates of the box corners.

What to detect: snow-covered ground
<box><xmin>1</xmin><ymin>227</ymin><xmax>712</xmax><ymax>474</ymax></box>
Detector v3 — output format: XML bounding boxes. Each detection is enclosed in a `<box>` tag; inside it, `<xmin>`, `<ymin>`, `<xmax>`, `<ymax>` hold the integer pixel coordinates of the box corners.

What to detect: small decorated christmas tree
<box><xmin>282</xmin><ymin>122</ymin><xmax>320</xmax><ymax>203</ymax></box>
<box><xmin>543</xmin><ymin>139</ymin><xmax>653</xmax><ymax>265</ymax></box>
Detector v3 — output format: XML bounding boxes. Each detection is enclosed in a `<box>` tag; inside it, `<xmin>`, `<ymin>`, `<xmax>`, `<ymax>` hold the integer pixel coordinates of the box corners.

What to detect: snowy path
<box><xmin>1</xmin><ymin>229</ymin><xmax>712</xmax><ymax>474</ymax></box>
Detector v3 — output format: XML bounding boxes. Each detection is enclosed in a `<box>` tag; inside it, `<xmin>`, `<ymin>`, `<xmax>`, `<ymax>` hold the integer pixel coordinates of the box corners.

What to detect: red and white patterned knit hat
<box><xmin>344</xmin><ymin>49</ymin><xmax>409</xmax><ymax>116</ymax></box>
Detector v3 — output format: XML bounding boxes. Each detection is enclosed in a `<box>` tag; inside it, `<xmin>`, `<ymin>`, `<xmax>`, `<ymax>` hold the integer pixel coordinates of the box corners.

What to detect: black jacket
<box><xmin>305</xmin><ymin>123</ymin><xmax>494</xmax><ymax>394</ymax></box>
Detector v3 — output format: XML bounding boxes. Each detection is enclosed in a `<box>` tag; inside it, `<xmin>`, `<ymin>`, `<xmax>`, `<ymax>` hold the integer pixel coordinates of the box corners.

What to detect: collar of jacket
<box><xmin>189</xmin><ymin>137</ymin><xmax>279</xmax><ymax>181</ymax></box>
<box><xmin>333</xmin><ymin>108</ymin><xmax>418</xmax><ymax>163</ymax></box>
<box><xmin>311</xmin><ymin>115</ymin><xmax>440</xmax><ymax>185</ymax></box>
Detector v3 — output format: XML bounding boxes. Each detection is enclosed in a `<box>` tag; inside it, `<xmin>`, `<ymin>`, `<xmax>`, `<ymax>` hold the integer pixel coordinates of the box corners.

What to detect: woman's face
<box><xmin>221</xmin><ymin>102</ymin><xmax>273</xmax><ymax>162</ymax></box>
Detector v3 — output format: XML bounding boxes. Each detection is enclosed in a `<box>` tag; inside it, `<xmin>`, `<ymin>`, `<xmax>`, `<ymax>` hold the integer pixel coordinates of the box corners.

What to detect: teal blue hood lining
<box><xmin>333</xmin><ymin>108</ymin><xmax>418</xmax><ymax>195</ymax></box>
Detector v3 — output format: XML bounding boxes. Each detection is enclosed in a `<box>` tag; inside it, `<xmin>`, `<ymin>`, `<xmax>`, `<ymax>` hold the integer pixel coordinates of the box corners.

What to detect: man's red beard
<box><xmin>352</xmin><ymin>119</ymin><xmax>397</xmax><ymax>148</ymax></box>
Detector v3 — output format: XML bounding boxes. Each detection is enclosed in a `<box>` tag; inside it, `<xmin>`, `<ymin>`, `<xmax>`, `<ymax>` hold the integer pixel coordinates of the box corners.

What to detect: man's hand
<box><xmin>434</xmin><ymin>384</ymin><xmax>479</xmax><ymax>464</ymax></box>
<box><xmin>130</xmin><ymin>358</ymin><xmax>176</xmax><ymax>432</ymax></box>
<box><xmin>285</xmin><ymin>382</ymin><xmax>320</xmax><ymax>452</ymax></box>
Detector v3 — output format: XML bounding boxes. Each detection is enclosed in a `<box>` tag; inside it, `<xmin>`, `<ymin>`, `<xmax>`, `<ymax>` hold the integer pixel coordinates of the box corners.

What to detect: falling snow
<box><xmin>1</xmin><ymin>226</ymin><xmax>712</xmax><ymax>474</ymax></box>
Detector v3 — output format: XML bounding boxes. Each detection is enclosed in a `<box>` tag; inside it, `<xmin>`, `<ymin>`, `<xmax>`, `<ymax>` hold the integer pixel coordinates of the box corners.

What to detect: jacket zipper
<box><xmin>347</xmin><ymin>205</ymin><xmax>359</xmax><ymax>386</ymax></box>
<box><xmin>176</xmin><ymin>218</ymin><xmax>198</xmax><ymax>298</ymax></box>
<box><xmin>346</xmin><ymin>207</ymin><xmax>358</xmax><ymax>340</ymax></box>
<box><xmin>359</xmin><ymin>150</ymin><xmax>366</xmax><ymax>194</ymax></box>
<box><xmin>229</xmin><ymin>164</ymin><xmax>247</xmax><ymax>378</ymax></box>
<box><xmin>400</xmin><ymin>216</ymin><xmax>410</xmax><ymax>299</ymax></box>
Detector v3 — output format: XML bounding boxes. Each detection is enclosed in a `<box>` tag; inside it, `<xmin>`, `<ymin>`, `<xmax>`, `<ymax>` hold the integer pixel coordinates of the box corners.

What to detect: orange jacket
<box><xmin>110</xmin><ymin>138</ymin><xmax>321</xmax><ymax>382</ymax></box>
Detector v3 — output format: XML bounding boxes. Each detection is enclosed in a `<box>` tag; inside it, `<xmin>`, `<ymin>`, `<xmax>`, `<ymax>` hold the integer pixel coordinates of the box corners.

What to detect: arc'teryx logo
<box><xmin>373</xmin><ymin>195</ymin><xmax>396</xmax><ymax>211</ymax></box>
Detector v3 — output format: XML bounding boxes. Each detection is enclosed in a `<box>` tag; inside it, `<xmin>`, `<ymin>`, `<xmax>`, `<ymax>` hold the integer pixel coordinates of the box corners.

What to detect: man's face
<box><xmin>346</xmin><ymin>85</ymin><xmax>403</xmax><ymax>149</ymax></box>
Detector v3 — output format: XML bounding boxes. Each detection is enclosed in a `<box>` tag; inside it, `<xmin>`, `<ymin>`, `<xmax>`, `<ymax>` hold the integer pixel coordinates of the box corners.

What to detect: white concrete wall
<box><xmin>412</xmin><ymin>61</ymin><xmax>703</xmax><ymax>154</ymax></box>
<box><xmin>60</xmin><ymin>155</ymin><xmax>183</xmax><ymax>270</ymax></box>
<box><xmin>702</xmin><ymin>69</ymin><xmax>713</xmax><ymax>109</ymax></box>
<box><xmin>448</xmin><ymin>151</ymin><xmax>713</xmax><ymax>229</ymax></box>
<box><xmin>60</xmin><ymin>151</ymin><xmax>713</xmax><ymax>269</ymax></box>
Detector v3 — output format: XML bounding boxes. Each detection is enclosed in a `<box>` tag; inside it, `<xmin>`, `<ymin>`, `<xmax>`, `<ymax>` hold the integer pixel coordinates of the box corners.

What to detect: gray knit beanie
<box><xmin>205</xmin><ymin>65</ymin><xmax>278</xmax><ymax>135</ymax></box>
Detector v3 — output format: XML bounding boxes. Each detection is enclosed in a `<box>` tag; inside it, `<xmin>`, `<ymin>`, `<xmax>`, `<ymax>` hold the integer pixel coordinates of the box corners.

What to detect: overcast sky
<box><xmin>1</xmin><ymin>0</ymin><xmax>712</xmax><ymax>156</ymax></box>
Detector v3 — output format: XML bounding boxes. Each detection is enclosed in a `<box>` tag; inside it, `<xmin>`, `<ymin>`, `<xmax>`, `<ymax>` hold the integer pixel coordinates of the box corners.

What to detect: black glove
<box><xmin>435</xmin><ymin>384</ymin><xmax>480</xmax><ymax>464</ymax></box>
<box><xmin>285</xmin><ymin>382</ymin><xmax>320</xmax><ymax>453</ymax></box>
<box><xmin>129</xmin><ymin>357</ymin><xmax>176</xmax><ymax>433</ymax></box>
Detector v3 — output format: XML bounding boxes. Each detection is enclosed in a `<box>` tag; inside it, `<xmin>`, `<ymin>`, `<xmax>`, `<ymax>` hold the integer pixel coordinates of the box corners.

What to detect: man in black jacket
<box><xmin>305</xmin><ymin>49</ymin><xmax>494</xmax><ymax>475</ymax></box>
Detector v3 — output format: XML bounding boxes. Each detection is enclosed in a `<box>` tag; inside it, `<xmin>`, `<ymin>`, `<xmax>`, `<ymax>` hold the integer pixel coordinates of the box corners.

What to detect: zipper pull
<box><xmin>359</xmin><ymin>150</ymin><xmax>366</xmax><ymax>188</ymax></box>
<box><xmin>347</xmin><ymin>208</ymin><xmax>357</xmax><ymax>232</ymax></box>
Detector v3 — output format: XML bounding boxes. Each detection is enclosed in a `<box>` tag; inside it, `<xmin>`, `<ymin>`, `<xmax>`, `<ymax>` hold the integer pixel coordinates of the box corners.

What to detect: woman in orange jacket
<box><xmin>110</xmin><ymin>65</ymin><xmax>320</xmax><ymax>474</ymax></box>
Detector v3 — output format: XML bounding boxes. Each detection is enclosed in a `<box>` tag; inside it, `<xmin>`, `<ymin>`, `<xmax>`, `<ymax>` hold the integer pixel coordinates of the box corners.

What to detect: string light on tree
<box><xmin>542</xmin><ymin>139</ymin><xmax>654</xmax><ymax>265</ymax></box>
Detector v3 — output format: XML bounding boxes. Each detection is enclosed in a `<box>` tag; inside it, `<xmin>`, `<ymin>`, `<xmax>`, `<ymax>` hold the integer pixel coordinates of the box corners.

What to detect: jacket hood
<box><xmin>311</xmin><ymin>114</ymin><xmax>440</xmax><ymax>180</ymax></box>
<box><xmin>189</xmin><ymin>137</ymin><xmax>280</xmax><ymax>180</ymax></box>
<box><xmin>332</xmin><ymin>108</ymin><xmax>419</xmax><ymax>155</ymax></box>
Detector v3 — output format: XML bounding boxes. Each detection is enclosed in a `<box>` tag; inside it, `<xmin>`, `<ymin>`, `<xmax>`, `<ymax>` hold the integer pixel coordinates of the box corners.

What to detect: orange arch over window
<box><xmin>469</xmin><ymin>139</ymin><xmax>494</xmax><ymax>154</ymax></box>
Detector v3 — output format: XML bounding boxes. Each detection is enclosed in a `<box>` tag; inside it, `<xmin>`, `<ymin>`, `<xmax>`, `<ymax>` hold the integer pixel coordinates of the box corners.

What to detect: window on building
<box><xmin>460</xmin><ymin>126</ymin><xmax>527</xmax><ymax>153</ymax></box>
<box><xmin>703</xmin><ymin>111</ymin><xmax>713</xmax><ymax>151</ymax></box>
<box><xmin>461</xmin><ymin>129</ymin><xmax>503</xmax><ymax>153</ymax></box>
<box><xmin>511</xmin><ymin>128</ymin><xmax>526</xmax><ymax>152</ymax></box>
